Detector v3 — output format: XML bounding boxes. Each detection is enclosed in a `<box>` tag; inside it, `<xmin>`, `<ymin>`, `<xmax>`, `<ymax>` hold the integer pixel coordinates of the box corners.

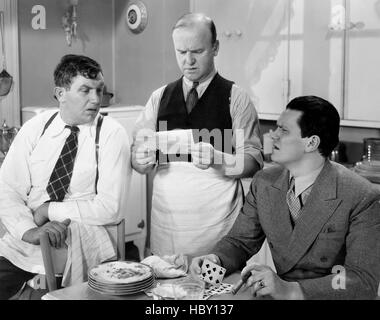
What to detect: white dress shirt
<box><xmin>0</xmin><ymin>110</ymin><xmax>131</xmax><ymax>273</ymax></box>
<box><xmin>291</xmin><ymin>163</ymin><xmax>325</xmax><ymax>205</ymax></box>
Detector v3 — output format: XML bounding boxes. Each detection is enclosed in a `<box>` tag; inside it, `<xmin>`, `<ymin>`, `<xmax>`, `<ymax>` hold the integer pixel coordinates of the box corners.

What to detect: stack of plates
<box><xmin>353</xmin><ymin>160</ymin><xmax>380</xmax><ymax>183</ymax></box>
<box><xmin>88</xmin><ymin>261</ymin><xmax>155</xmax><ymax>295</ymax></box>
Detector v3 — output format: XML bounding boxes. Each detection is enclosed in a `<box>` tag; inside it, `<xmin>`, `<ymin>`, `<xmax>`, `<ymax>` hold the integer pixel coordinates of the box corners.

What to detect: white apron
<box><xmin>150</xmin><ymin>162</ymin><xmax>243</xmax><ymax>257</ymax></box>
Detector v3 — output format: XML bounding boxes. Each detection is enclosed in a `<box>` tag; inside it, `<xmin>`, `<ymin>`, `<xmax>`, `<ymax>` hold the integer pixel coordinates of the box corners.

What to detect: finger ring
<box><xmin>259</xmin><ymin>280</ymin><xmax>265</xmax><ymax>288</ymax></box>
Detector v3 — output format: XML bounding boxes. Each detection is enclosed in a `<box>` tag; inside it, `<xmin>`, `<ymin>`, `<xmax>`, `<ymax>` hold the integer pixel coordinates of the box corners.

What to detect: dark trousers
<box><xmin>0</xmin><ymin>256</ymin><xmax>36</xmax><ymax>300</ymax></box>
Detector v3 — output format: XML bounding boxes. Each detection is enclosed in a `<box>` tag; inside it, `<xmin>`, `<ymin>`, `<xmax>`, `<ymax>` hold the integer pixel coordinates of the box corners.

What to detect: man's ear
<box><xmin>213</xmin><ymin>40</ymin><xmax>219</xmax><ymax>57</ymax></box>
<box><xmin>54</xmin><ymin>87</ymin><xmax>65</xmax><ymax>102</ymax></box>
<box><xmin>305</xmin><ymin>135</ymin><xmax>320</xmax><ymax>153</ymax></box>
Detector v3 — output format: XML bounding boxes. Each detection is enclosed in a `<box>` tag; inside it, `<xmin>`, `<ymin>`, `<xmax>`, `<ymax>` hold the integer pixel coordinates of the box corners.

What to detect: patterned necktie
<box><xmin>286</xmin><ymin>176</ymin><xmax>302</xmax><ymax>222</ymax></box>
<box><xmin>46</xmin><ymin>125</ymin><xmax>80</xmax><ymax>201</ymax></box>
<box><xmin>185</xmin><ymin>81</ymin><xmax>199</xmax><ymax>114</ymax></box>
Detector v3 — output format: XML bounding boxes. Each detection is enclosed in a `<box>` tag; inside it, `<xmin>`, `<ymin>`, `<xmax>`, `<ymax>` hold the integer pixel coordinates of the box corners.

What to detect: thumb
<box><xmin>209</xmin><ymin>254</ymin><xmax>219</xmax><ymax>264</ymax></box>
<box><xmin>62</xmin><ymin>219</ymin><xmax>71</xmax><ymax>226</ymax></box>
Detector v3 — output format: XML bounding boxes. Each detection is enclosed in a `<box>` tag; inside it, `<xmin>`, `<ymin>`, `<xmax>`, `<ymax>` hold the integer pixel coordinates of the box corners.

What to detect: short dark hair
<box><xmin>286</xmin><ymin>95</ymin><xmax>340</xmax><ymax>158</ymax></box>
<box><xmin>54</xmin><ymin>54</ymin><xmax>102</xmax><ymax>88</ymax></box>
<box><xmin>173</xmin><ymin>13</ymin><xmax>217</xmax><ymax>45</ymax></box>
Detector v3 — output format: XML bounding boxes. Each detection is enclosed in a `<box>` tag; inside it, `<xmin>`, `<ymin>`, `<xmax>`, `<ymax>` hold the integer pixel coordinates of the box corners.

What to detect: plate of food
<box><xmin>88</xmin><ymin>261</ymin><xmax>153</xmax><ymax>285</ymax></box>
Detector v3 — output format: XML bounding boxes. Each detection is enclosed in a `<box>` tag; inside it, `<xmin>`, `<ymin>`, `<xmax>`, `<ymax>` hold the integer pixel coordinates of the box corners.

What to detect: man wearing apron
<box><xmin>132</xmin><ymin>13</ymin><xmax>263</xmax><ymax>257</ymax></box>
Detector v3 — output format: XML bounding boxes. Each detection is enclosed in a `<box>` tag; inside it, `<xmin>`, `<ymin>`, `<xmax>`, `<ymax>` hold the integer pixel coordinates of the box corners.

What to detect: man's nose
<box><xmin>185</xmin><ymin>52</ymin><xmax>195</xmax><ymax>65</ymax></box>
<box><xmin>269</xmin><ymin>129</ymin><xmax>279</xmax><ymax>140</ymax></box>
<box><xmin>89</xmin><ymin>90</ymin><xmax>101</xmax><ymax>103</ymax></box>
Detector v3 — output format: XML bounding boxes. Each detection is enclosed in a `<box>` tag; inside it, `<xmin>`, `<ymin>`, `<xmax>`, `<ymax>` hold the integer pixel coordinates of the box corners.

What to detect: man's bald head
<box><xmin>173</xmin><ymin>13</ymin><xmax>217</xmax><ymax>45</ymax></box>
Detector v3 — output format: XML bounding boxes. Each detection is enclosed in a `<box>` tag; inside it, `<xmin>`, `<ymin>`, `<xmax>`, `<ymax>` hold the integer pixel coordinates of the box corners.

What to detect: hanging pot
<box><xmin>0</xmin><ymin>11</ymin><xmax>13</xmax><ymax>97</ymax></box>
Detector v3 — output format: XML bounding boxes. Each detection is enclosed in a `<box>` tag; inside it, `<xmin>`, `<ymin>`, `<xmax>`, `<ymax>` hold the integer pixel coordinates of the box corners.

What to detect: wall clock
<box><xmin>126</xmin><ymin>1</ymin><xmax>148</xmax><ymax>34</ymax></box>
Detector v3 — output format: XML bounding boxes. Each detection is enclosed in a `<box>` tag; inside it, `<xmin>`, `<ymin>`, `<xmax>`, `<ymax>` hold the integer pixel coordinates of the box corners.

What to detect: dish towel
<box><xmin>62</xmin><ymin>222</ymin><xmax>116</xmax><ymax>287</ymax></box>
<box><xmin>141</xmin><ymin>254</ymin><xmax>188</xmax><ymax>278</ymax></box>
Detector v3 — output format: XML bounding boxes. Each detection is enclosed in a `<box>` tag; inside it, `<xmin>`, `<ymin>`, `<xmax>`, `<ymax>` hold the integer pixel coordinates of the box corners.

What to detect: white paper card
<box><xmin>156</xmin><ymin>129</ymin><xmax>193</xmax><ymax>154</ymax></box>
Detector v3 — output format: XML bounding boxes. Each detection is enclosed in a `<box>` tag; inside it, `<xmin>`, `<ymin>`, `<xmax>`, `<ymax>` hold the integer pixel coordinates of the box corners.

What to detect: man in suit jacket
<box><xmin>190</xmin><ymin>96</ymin><xmax>380</xmax><ymax>299</ymax></box>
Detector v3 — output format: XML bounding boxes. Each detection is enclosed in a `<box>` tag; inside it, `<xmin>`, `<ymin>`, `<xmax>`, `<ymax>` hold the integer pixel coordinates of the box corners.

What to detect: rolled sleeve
<box><xmin>230</xmin><ymin>85</ymin><xmax>264</xmax><ymax>169</ymax></box>
<box><xmin>48</xmin><ymin>201</ymin><xmax>80</xmax><ymax>222</ymax></box>
<box><xmin>13</xmin><ymin>219</ymin><xmax>38</xmax><ymax>241</ymax></box>
<box><xmin>133</xmin><ymin>86</ymin><xmax>166</xmax><ymax>140</ymax></box>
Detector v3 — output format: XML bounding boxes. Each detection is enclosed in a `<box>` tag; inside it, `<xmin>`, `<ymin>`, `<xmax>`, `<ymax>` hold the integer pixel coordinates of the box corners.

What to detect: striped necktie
<box><xmin>286</xmin><ymin>177</ymin><xmax>302</xmax><ymax>222</ymax></box>
<box><xmin>46</xmin><ymin>125</ymin><xmax>80</xmax><ymax>201</ymax></box>
<box><xmin>185</xmin><ymin>81</ymin><xmax>199</xmax><ymax>114</ymax></box>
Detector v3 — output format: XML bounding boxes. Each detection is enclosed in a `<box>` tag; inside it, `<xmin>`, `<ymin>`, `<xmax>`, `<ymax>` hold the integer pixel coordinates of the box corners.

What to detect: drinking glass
<box><xmin>174</xmin><ymin>279</ymin><xmax>205</xmax><ymax>300</ymax></box>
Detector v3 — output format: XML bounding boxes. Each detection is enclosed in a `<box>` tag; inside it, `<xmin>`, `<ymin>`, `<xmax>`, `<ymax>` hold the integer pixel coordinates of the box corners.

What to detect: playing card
<box><xmin>202</xmin><ymin>283</ymin><xmax>233</xmax><ymax>300</ymax></box>
<box><xmin>200</xmin><ymin>259</ymin><xmax>226</xmax><ymax>286</ymax></box>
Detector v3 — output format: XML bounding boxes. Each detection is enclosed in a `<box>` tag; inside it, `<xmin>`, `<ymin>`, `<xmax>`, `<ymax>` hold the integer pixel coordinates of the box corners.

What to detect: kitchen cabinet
<box><xmin>100</xmin><ymin>105</ymin><xmax>147</xmax><ymax>259</ymax></box>
<box><xmin>343</xmin><ymin>0</ymin><xmax>380</xmax><ymax>124</ymax></box>
<box><xmin>288</xmin><ymin>0</ymin><xmax>344</xmax><ymax>116</ymax></box>
<box><xmin>191</xmin><ymin>0</ymin><xmax>380</xmax><ymax>127</ymax></box>
<box><xmin>191</xmin><ymin>0</ymin><xmax>290</xmax><ymax>120</ymax></box>
<box><xmin>289</xmin><ymin>0</ymin><xmax>380</xmax><ymax>127</ymax></box>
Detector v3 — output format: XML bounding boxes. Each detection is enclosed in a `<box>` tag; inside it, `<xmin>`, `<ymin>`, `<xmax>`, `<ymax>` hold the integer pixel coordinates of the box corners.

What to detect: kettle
<box><xmin>0</xmin><ymin>120</ymin><xmax>18</xmax><ymax>156</ymax></box>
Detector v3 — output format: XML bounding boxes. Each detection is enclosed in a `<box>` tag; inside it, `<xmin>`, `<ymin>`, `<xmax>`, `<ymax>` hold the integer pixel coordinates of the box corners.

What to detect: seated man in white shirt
<box><xmin>0</xmin><ymin>54</ymin><xmax>131</xmax><ymax>299</ymax></box>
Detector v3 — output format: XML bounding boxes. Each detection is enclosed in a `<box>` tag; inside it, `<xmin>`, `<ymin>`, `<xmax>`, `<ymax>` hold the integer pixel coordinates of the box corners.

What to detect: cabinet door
<box><xmin>101</xmin><ymin>108</ymin><xmax>147</xmax><ymax>238</ymax></box>
<box><xmin>344</xmin><ymin>0</ymin><xmax>380</xmax><ymax>122</ymax></box>
<box><xmin>288</xmin><ymin>0</ymin><xmax>344</xmax><ymax>116</ymax></box>
<box><xmin>191</xmin><ymin>0</ymin><xmax>290</xmax><ymax>117</ymax></box>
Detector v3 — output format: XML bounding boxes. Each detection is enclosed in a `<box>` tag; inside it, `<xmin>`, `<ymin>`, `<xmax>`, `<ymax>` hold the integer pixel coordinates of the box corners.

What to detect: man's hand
<box><xmin>189</xmin><ymin>254</ymin><xmax>221</xmax><ymax>277</ymax></box>
<box><xmin>131</xmin><ymin>143</ymin><xmax>156</xmax><ymax>174</ymax></box>
<box><xmin>22</xmin><ymin>219</ymin><xmax>71</xmax><ymax>249</ymax></box>
<box><xmin>33</xmin><ymin>202</ymin><xmax>50</xmax><ymax>226</ymax></box>
<box><xmin>191</xmin><ymin>142</ymin><xmax>216</xmax><ymax>170</ymax></box>
<box><xmin>241</xmin><ymin>263</ymin><xmax>305</xmax><ymax>300</ymax></box>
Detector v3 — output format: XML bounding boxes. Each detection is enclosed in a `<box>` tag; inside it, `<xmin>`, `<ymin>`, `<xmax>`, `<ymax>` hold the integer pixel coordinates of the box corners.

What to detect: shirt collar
<box><xmin>290</xmin><ymin>163</ymin><xmax>324</xmax><ymax>198</ymax></box>
<box><xmin>182</xmin><ymin>68</ymin><xmax>217</xmax><ymax>98</ymax></box>
<box><xmin>47</xmin><ymin>111</ymin><xmax>100</xmax><ymax>138</ymax></box>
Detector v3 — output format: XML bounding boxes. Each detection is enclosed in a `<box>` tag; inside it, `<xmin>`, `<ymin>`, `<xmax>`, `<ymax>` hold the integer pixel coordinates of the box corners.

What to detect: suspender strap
<box><xmin>95</xmin><ymin>115</ymin><xmax>104</xmax><ymax>194</ymax></box>
<box><xmin>40</xmin><ymin>112</ymin><xmax>58</xmax><ymax>137</ymax></box>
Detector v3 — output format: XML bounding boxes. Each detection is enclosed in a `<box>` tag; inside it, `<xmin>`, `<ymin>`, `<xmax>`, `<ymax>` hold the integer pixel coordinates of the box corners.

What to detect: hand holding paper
<box><xmin>132</xmin><ymin>129</ymin><xmax>157</xmax><ymax>173</ymax></box>
<box><xmin>191</xmin><ymin>142</ymin><xmax>215</xmax><ymax>170</ymax></box>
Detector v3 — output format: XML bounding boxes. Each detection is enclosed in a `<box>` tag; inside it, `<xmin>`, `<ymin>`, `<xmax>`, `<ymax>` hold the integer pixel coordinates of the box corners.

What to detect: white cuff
<box><xmin>15</xmin><ymin>220</ymin><xmax>38</xmax><ymax>241</ymax></box>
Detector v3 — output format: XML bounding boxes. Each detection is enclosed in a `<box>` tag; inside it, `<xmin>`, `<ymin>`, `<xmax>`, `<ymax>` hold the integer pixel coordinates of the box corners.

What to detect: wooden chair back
<box><xmin>40</xmin><ymin>219</ymin><xmax>125</xmax><ymax>291</ymax></box>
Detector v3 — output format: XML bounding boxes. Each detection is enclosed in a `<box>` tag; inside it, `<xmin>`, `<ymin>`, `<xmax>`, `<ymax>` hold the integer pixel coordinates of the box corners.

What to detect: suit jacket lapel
<box><xmin>281</xmin><ymin>161</ymin><xmax>342</xmax><ymax>274</ymax></box>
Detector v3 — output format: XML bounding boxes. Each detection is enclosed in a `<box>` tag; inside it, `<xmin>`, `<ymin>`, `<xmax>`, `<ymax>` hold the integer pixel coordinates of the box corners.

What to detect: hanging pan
<box><xmin>0</xmin><ymin>11</ymin><xmax>13</xmax><ymax>97</ymax></box>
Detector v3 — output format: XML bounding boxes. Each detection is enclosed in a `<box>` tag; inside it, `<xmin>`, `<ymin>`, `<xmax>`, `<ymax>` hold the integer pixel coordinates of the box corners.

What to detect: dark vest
<box><xmin>156</xmin><ymin>73</ymin><xmax>234</xmax><ymax>163</ymax></box>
